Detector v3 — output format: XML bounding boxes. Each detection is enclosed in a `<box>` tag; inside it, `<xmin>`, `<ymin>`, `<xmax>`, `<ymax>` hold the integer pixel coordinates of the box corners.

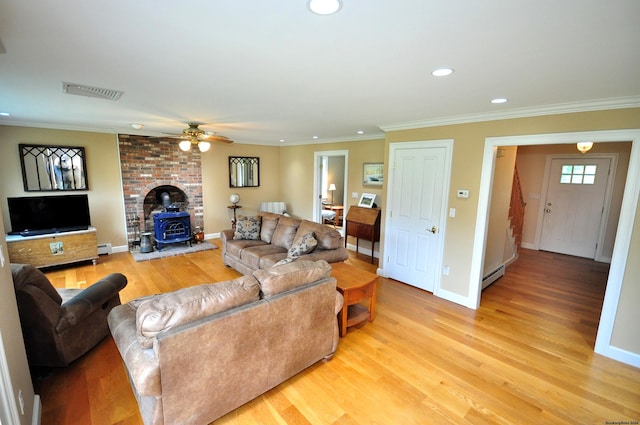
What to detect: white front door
<box><xmin>540</xmin><ymin>157</ymin><xmax>611</xmax><ymax>258</ymax></box>
<box><xmin>385</xmin><ymin>142</ymin><xmax>450</xmax><ymax>292</ymax></box>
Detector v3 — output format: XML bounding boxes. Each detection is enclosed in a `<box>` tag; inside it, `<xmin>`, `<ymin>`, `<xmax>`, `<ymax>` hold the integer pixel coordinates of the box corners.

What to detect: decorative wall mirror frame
<box><xmin>19</xmin><ymin>144</ymin><xmax>88</xmax><ymax>191</ymax></box>
<box><xmin>229</xmin><ymin>156</ymin><xmax>260</xmax><ymax>188</ymax></box>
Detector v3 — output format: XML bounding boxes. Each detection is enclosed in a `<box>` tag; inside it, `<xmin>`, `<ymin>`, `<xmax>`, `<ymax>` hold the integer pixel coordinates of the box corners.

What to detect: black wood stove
<box><xmin>153</xmin><ymin>211</ymin><xmax>191</xmax><ymax>251</ymax></box>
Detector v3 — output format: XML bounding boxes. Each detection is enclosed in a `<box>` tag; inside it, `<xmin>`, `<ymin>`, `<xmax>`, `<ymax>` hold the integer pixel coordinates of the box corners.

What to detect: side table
<box><xmin>331</xmin><ymin>262</ymin><xmax>378</xmax><ymax>337</ymax></box>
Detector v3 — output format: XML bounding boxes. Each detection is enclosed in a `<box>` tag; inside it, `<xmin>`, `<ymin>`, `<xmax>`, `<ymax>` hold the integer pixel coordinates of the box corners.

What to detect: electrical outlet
<box><xmin>18</xmin><ymin>389</ymin><xmax>25</xmax><ymax>415</ymax></box>
<box><xmin>449</xmin><ymin>208</ymin><xmax>456</xmax><ymax>218</ymax></box>
<box><xmin>443</xmin><ymin>265</ymin><xmax>450</xmax><ymax>276</ymax></box>
<box><xmin>0</xmin><ymin>245</ymin><xmax>5</xmax><ymax>267</ymax></box>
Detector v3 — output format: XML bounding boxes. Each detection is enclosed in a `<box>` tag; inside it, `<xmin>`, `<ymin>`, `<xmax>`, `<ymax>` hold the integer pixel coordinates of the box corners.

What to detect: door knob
<box><xmin>427</xmin><ymin>226</ymin><xmax>437</xmax><ymax>234</ymax></box>
<box><xmin>545</xmin><ymin>208</ymin><xmax>551</xmax><ymax>213</ymax></box>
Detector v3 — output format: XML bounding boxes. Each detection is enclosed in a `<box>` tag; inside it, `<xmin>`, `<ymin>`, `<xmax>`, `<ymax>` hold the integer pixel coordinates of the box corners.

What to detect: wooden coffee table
<box><xmin>331</xmin><ymin>262</ymin><xmax>378</xmax><ymax>337</ymax></box>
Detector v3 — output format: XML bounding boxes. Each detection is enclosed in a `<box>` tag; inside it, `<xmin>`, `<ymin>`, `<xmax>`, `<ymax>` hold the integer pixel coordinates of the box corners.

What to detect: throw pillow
<box><xmin>233</xmin><ymin>217</ymin><xmax>261</xmax><ymax>240</ymax></box>
<box><xmin>287</xmin><ymin>232</ymin><xmax>317</xmax><ymax>258</ymax></box>
<box><xmin>274</xmin><ymin>257</ymin><xmax>295</xmax><ymax>267</ymax></box>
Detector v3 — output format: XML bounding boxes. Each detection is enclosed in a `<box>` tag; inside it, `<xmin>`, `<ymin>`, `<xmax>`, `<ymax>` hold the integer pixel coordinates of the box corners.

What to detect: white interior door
<box><xmin>540</xmin><ymin>157</ymin><xmax>611</xmax><ymax>258</ymax></box>
<box><xmin>385</xmin><ymin>144</ymin><xmax>449</xmax><ymax>292</ymax></box>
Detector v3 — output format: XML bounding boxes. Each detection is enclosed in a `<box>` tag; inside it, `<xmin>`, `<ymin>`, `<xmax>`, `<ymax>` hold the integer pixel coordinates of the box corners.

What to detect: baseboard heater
<box><xmin>97</xmin><ymin>243</ymin><xmax>112</xmax><ymax>255</ymax></box>
<box><xmin>482</xmin><ymin>264</ymin><xmax>505</xmax><ymax>290</ymax></box>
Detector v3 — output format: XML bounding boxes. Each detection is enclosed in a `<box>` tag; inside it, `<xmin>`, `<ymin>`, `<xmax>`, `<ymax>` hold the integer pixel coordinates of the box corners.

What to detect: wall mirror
<box><xmin>19</xmin><ymin>144</ymin><xmax>88</xmax><ymax>191</ymax></box>
<box><xmin>229</xmin><ymin>156</ymin><xmax>260</xmax><ymax>188</ymax></box>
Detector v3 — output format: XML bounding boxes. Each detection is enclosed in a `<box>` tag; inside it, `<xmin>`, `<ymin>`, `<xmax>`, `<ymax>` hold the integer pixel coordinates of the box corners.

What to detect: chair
<box><xmin>11</xmin><ymin>263</ymin><xmax>127</xmax><ymax>367</ymax></box>
<box><xmin>259</xmin><ymin>201</ymin><xmax>288</xmax><ymax>215</ymax></box>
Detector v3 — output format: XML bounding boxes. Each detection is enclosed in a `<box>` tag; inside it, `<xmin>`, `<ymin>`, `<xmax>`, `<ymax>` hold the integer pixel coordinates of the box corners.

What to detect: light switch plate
<box><xmin>352</xmin><ymin>192</ymin><xmax>359</xmax><ymax>199</ymax></box>
<box><xmin>456</xmin><ymin>189</ymin><xmax>470</xmax><ymax>198</ymax></box>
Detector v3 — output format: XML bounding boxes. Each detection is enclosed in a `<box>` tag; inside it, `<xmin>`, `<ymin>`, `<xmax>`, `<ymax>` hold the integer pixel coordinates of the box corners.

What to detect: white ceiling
<box><xmin>1</xmin><ymin>0</ymin><xmax>639</xmax><ymax>146</ymax></box>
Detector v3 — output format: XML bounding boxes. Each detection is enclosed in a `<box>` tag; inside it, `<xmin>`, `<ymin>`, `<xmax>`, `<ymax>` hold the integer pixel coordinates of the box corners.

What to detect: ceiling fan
<box><xmin>163</xmin><ymin>123</ymin><xmax>233</xmax><ymax>152</ymax></box>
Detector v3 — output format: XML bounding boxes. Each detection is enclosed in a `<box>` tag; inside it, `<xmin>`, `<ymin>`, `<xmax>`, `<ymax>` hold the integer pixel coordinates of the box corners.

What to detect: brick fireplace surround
<box><xmin>118</xmin><ymin>134</ymin><xmax>204</xmax><ymax>248</ymax></box>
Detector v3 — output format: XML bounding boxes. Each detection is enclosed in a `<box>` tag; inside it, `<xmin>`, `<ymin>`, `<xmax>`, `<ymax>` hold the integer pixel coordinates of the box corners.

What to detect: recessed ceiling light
<box><xmin>130</xmin><ymin>123</ymin><xmax>144</xmax><ymax>130</ymax></box>
<box><xmin>357</xmin><ymin>130</ymin><xmax>364</xmax><ymax>134</ymax></box>
<box><xmin>431</xmin><ymin>68</ymin><xmax>454</xmax><ymax>77</ymax></box>
<box><xmin>491</xmin><ymin>98</ymin><xmax>508</xmax><ymax>104</ymax></box>
<box><xmin>313</xmin><ymin>136</ymin><xmax>319</xmax><ymax>140</ymax></box>
<box><xmin>307</xmin><ymin>0</ymin><xmax>342</xmax><ymax>15</ymax></box>
<box><xmin>279</xmin><ymin>139</ymin><xmax>285</xmax><ymax>143</ymax></box>
<box><xmin>0</xmin><ymin>112</ymin><xmax>10</xmax><ymax>117</ymax></box>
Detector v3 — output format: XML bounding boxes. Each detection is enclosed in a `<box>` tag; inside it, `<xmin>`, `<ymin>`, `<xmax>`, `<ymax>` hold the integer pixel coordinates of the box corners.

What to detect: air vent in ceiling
<box><xmin>62</xmin><ymin>82</ymin><xmax>124</xmax><ymax>101</ymax></box>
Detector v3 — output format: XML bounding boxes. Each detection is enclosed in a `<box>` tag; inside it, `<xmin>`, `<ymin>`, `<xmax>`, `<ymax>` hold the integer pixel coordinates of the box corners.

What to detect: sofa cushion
<box><xmin>259</xmin><ymin>212</ymin><xmax>280</xmax><ymax>243</ymax></box>
<box><xmin>270</xmin><ymin>217</ymin><xmax>301</xmax><ymax>249</ymax></box>
<box><xmin>225</xmin><ymin>239</ymin><xmax>268</xmax><ymax>259</ymax></box>
<box><xmin>135</xmin><ymin>275</ymin><xmax>260</xmax><ymax>348</ymax></box>
<box><xmin>287</xmin><ymin>232</ymin><xmax>317</xmax><ymax>258</ymax></box>
<box><xmin>240</xmin><ymin>244</ymin><xmax>287</xmax><ymax>271</ymax></box>
<box><xmin>294</xmin><ymin>220</ymin><xmax>342</xmax><ymax>250</ymax></box>
<box><xmin>253</xmin><ymin>260</ymin><xmax>332</xmax><ymax>298</ymax></box>
<box><xmin>233</xmin><ymin>217</ymin><xmax>261</xmax><ymax>240</ymax></box>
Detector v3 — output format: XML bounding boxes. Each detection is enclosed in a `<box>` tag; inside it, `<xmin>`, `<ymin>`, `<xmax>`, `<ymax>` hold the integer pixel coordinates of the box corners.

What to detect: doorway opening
<box><xmin>313</xmin><ymin>150</ymin><xmax>348</xmax><ymax>231</ymax></box>
<box><xmin>473</xmin><ymin>129</ymin><xmax>640</xmax><ymax>366</ymax></box>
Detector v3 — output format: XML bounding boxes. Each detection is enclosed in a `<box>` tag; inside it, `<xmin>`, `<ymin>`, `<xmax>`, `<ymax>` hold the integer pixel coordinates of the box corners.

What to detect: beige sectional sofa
<box><xmin>108</xmin><ymin>260</ymin><xmax>343</xmax><ymax>425</ymax></box>
<box><xmin>221</xmin><ymin>212</ymin><xmax>350</xmax><ymax>275</ymax></box>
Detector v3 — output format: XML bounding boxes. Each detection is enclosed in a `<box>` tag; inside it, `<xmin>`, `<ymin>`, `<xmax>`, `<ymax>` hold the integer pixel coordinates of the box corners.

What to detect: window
<box><xmin>560</xmin><ymin>164</ymin><xmax>597</xmax><ymax>185</ymax></box>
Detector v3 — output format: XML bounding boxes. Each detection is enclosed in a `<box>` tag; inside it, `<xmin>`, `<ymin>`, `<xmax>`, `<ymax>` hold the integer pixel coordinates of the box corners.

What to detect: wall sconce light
<box><xmin>576</xmin><ymin>142</ymin><xmax>594</xmax><ymax>154</ymax></box>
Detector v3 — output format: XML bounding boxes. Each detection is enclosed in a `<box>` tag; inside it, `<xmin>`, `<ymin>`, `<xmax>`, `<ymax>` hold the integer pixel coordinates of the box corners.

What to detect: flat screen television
<box><xmin>7</xmin><ymin>194</ymin><xmax>91</xmax><ymax>236</ymax></box>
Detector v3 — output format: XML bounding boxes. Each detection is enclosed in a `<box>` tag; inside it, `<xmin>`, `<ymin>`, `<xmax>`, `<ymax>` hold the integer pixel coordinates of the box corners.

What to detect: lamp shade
<box><xmin>229</xmin><ymin>193</ymin><xmax>240</xmax><ymax>204</ymax></box>
<box><xmin>198</xmin><ymin>141</ymin><xmax>211</xmax><ymax>152</ymax></box>
<box><xmin>328</xmin><ymin>183</ymin><xmax>336</xmax><ymax>191</ymax></box>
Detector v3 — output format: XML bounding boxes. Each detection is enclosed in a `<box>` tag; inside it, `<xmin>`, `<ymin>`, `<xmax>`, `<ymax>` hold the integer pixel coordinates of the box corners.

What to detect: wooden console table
<box><xmin>344</xmin><ymin>206</ymin><xmax>381</xmax><ymax>263</ymax></box>
<box><xmin>331</xmin><ymin>262</ymin><xmax>378</xmax><ymax>337</ymax></box>
<box><xmin>6</xmin><ymin>227</ymin><xmax>98</xmax><ymax>268</ymax></box>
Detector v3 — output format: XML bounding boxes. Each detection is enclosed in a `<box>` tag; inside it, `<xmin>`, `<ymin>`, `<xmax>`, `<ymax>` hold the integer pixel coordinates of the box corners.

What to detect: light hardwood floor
<box><xmin>34</xmin><ymin>242</ymin><xmax>640</xmax><ymax>424</ymax></box>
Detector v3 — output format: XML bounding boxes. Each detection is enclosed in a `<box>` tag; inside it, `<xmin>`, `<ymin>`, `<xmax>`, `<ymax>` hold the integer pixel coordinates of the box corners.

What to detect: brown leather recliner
<box><xmin>11</xmin><ymin>263</ymin><xmax>127</xmax><ymax>367</ymax></box>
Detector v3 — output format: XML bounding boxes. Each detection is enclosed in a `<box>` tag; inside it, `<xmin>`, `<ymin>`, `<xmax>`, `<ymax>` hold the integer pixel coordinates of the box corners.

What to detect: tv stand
<box><xmin>6</xmin><ymin>227</ymin><xmax>98</xmax><ymax>268</ymax></box>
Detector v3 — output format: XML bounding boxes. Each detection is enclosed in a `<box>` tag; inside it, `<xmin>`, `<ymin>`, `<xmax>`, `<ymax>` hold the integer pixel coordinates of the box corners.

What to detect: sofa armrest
<box><xmin>329</xmin><ymin>291</ymin><xmax>344</xmax><ymax>358</ymax></box>
<box><xmin>57</xmin><ymin>273</ymin><xmax>127</xmax><ymax>332</ymax></box>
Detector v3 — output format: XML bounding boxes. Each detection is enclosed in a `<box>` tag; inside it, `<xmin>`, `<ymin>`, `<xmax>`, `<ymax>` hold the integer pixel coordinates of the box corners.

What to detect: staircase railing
<box><xmin>509</xmin><ymin>166</ymin><xmax>526</xmax><ymax>250</ymax></box>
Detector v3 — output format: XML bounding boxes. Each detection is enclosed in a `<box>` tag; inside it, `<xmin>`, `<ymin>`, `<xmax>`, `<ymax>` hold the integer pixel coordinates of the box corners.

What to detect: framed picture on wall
<box><xmin>358</xmin><ymin>193</ymin><xmax>376</xmax><ymax>208</ymax></box>
<box><xmin>363</xmin><ymin>162</ymin><xmax>383</xmax><ymax>187</ymax></box>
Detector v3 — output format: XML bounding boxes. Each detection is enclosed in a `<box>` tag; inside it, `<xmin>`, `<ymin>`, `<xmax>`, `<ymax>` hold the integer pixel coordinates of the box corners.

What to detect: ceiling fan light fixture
<box><xmin>179</xmin><ymin>140</ymin><xmax>192</xmax><ymax>151</ymax></box>
<box><xmin>576</xmin><ymin>141</ymin><xmax>593</xmax><ymax>154</ymax></box>
<box><xmin>308</xmin><ymin>0</ymin><xmax>342</xmax><ymax>15</ymax></box>
<box><xmin>198</xmin><ymin>141</ymin><xmax>211</xmax><ymax>152</ymax></box>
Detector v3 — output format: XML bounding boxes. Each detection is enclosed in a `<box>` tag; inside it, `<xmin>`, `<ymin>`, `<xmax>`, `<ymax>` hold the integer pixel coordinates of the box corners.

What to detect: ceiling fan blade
<box><xmin>202</xmin><ymin>134</ymin><xmax>234</xmax><ymax>144</ymax></box>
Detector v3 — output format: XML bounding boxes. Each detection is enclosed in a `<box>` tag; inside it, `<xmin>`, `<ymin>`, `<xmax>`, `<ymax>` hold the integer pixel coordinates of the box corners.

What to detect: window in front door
<box><xmin>560</xmin><ymin>164</ymin><xmax>597</xmax><ymax>185</ymax></box>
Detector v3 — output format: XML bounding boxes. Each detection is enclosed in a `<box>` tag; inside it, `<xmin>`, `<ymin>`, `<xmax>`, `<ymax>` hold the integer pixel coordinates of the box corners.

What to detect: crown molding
<box><xmin>379</xmin><ymin>97</ymin><xmax>640</xmax><ymax>132</ymax></box>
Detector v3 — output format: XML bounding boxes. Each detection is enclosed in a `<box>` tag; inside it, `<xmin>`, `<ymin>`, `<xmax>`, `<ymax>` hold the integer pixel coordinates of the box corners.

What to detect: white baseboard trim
<box><xmin>595</xmin><ymin>344</ymin><xmax>640</xmax><ymax>368</ymax></box>
<box><xmin>520</xmin><ymin>242</ymin><xmax>537</xmax><ymax>250</ymax></box>
<box><xmin>435</xmin><ymin>287</ymin><xmax>475</xmax><ymax>309</ymax></box>
<box><xmin>32</xmin><ymin>395</ymin><xmax>41</xmax><ymax>425</ymax></box>
<box><xmin>345</xmin><ymin>243</ymin><xmax>379</xmax><ymax>259</ymax></box>
<box><xmin>112</xmin><ymin>244</ymin><xmax>129</xmax><ymax>254</ymax></box>
<box><xmin>206</xmin><ymin>232</ymin><xmax>221</xmax><ymax>240</ymax></box>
